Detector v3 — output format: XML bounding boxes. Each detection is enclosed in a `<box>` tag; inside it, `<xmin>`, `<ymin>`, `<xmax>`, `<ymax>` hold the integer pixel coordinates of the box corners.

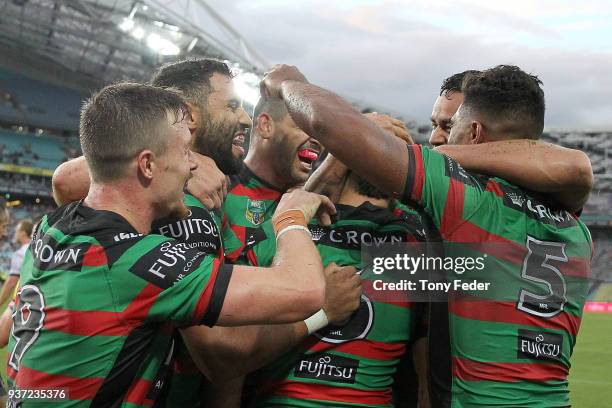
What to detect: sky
<box><xmin>203</xmin><ymin>0</ymin><xmax>612</xmax><ymax>130</ymax></box>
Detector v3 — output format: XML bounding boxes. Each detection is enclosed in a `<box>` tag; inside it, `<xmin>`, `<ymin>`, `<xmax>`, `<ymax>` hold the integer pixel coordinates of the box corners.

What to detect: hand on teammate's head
<box><xmin>260</xmin><ymin>64</ymin><xmax>308</xmax><ymax>99</ymax></box>
<box><xmin>186</xmin><ymin>152</ymin><xmax>228</xmax><ymax>210</ymax></box>
<box><xmin>364</xmin><ymin>112</ymin><xmax>413</xmax><ymax>144</ymax></box>
<box><xmin>322</xmin><ymin>262</ymin><xmax>362</xmax><ymax>326</ymax></box>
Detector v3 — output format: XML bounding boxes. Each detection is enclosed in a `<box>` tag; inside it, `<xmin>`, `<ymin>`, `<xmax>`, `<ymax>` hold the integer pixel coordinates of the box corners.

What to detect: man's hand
<box><xmin>275</xmin><ymin>190</ymin><xmax>336</xmax><ymax>225</ymax></box>
<box><xmin>322</xmin><ymin>263</ymin><xmax>362</xmax><ymax>325</ymax></box>
<box><xmin>304</xmin><ymin>153</ymin><xmax>349</xmax><ymax>203</ymax></box>
<box><xmin>364</xmin><ymin>112</ymin><xmax>413</xmax><ymax>144</ymax></box>
<box><xmin>261</xmin><ymin>64</ymin><xmax>308</xmax><ymax>99</ymax></box>
<box><xmin>187</xmin><ymin>153</ymin><xmax>228</xmax><ymax>210</ymax></box>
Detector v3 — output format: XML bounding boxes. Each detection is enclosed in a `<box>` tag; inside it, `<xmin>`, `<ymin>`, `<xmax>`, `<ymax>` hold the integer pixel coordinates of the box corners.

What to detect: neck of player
<box><xmin>337</xmin><ymin>186</ymin><xmax>389</xmax><ymax>208</ymax></box>
<box><xmin>84</xmin><ymin>181</ymin><xmax>155</xmax><ymax>234</ymax></box>
<box><xmin>244</xmin><ymin>155</ymin><xmax>286</xmax><ymax>191</ymax></box>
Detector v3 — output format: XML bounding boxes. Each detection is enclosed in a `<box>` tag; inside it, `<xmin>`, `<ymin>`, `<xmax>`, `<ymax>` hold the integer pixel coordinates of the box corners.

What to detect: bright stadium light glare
<box><xmin>132</xmin><ymin>26</ymin><xmax>145</xmax><ymax>40</ymax></box>
<box><xmin>234</xmin><ymin>71</ymin><xmax>261</xmax><ymax>106</ymax></box>
<box><xmin>146</xmin><ymin>33</ymin><xmax>180</xmax><ymax>56</ymax></box>
<box><xmin>119</xmin><ymin>18</ymin><xmax>134</xmax><ymax>32</ymax></box>
<box><xmin>187</xmin><ymin>37</ymin><xmax>198</xmax><ymax>52</ymax></box>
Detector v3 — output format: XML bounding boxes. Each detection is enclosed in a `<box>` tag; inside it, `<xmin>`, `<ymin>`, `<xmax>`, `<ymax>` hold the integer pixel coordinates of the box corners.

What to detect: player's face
<box><xmin>271</xmin><ymin>113</ymin><xmax>321</xmax><ymax>186</ymax></box>
<box><xmin>430</xmin><ymin>91</ymin><xmax>463</xmax><ymax>147</ymax></box>
<box><xmin>154</xmin><ymin>115</ymin><xmax>197</xmax><ymax>220</ymax></box>
<box><xmin>192</xmin><ymin>73</ymin><xmax>252</xmax><ymax>175</ymax></box>
<box><xmin>447</xmin><ymin>104</ymin><xmax>474</xmax><ymax>146</ymax></box>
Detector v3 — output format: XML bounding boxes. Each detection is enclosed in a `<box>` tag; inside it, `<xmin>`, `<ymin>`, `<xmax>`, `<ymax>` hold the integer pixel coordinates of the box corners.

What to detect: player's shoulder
<box><xmin>42</xmin><ymin>201</ymin><xmax>138</xmax><ymax>243</ymax></box>
<box><xmin>487</xmin><ymin>178</ymin><xmax>589</xmax><ymax>234</ymax></box>
<box><xmin>412</xmin><ymin>144</ymin><xmax>491</xmax><ymax>190</ymax></box>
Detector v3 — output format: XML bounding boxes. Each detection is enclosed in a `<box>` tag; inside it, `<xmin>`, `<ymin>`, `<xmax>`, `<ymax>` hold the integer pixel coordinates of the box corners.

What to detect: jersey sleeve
<box><xmin>109</xmin><ymin>235</ymin><xmax>233</xmax><ymax>327</ymax></box>
<box><xmin>401</xmin><ymin>144</ymin><xmax>486</xmax><ymax>234</ymax></box>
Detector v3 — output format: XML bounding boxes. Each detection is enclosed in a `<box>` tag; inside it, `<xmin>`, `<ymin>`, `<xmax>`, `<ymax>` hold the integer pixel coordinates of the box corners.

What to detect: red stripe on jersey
<box><xmin>192</xmin><ymin>258</ymin><xmax>221</xmax><ymax>323</ymax></box>
<box><xmin>44</xmin><ymin>307</ymin><xmax>129</xmax><ymax>336</ymax></box>
<box><xmin>308</xmin><ymin>339</ymin><xmax>406</xmax><ymax>361</ymax></box>
<box><xmin>45</xmin><ymin>284</ymin><xmax>161</xmax><ymax>336</ymax></box>
<box><xmin>453</xmin><ymin>356</ymin><xmax>568</xmax><ymax>383</ymax></box>
<box><xmin>485</xmin><ymin>180</ymin><xmax>504</xmax><ymax>197</ymax></box>
<box><xmin>270</xmin><ymin>380</ymin><xmax>393</xmax><ymax>406</ymax></box>
<box><xmin>229</xmin><ymin>185</ymin><xmax>282</xmax><ymax>201</ymax></box>
<box><xmin>9</xmin><ymin>365</ymin><xmax>103</xmax><ymax>401</ymax></box>
<box><xmin>449</xmin><ymin>297</ymin><xmax>582</xmax><ymax>337</ymax></box>
<box><xmin>82</xmin><ymin>245</ymin><xmax>107</xmax><ymax>267</ymax></box>
<box><xmin>44</xmin><ymin>284</ymin><xmax>162</xmax><ymax>336</ymax></box>
<box><xmin>445</xmin><ymin>221</ymin><xmax>590</xmax><ymax>278</ymax></box>
<box><xmin>246</xmin><ymin>248</ymin><xmax>259</xmax><ymax>266</ymax></box>
<box><xmin>225</xmin><ymin>225</ymin><xmax>247</xmax><ymax>262</ymax></box>
<box><xmin>124</xmin><ymin>378</ymin><xmax>154</xmax><ymax>406</ymax></box>
<box><xmin>440</xmin><ymin>178</ymin><xmax>465</xmax><ymax>235</ymax></box>
<box><xmin>410</xmin><ymin>145</ymin><xmax>425</xmax><ymax>202</ymax></box>
<box><xmin>121</xmin><ymin>284</ymin><xmax>163</xmax><ymax>325</ymax></box>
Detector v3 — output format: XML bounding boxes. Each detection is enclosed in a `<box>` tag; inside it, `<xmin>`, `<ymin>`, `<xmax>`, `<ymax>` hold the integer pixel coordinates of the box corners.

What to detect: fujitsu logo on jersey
<box><xmin>294</xmin><ymin>353</ymin><xmax>358</xmax><ymax>383</ymax></box>
<box><xmin>157</xmin><ymin>217</ymin><xmax>219</xmax><ymax>242</ymax></box>
<box><xmin>517</xmin><ymin>329</ymin><xmax>563</xmax><ymax>363</ymax></box>
<box><xmin>148</xmin><ymin>241</ymin><xmax>189</xmax><ymax>279</ymax></box>
<box><xmin>130</xmin><ymin>240</ymin><xmax>209</xmax><ymax>289</ymax></box>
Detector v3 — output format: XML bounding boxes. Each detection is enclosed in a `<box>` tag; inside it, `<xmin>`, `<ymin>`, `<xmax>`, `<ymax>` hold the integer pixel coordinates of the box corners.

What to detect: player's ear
<box><xmin>470</xmin><ymin>121</ymin><xmax>485</xmax><ymax>144</ymax></box>
<box><xmin>256</xmin><ymin>112</ymin><xmax>275</xmax><ymax>140</ymax></box>
<box><xmin>184</xmin><ymin>102</ymin><xmax>200</xmax><ymax>133</ymax></box>
<box><xmin>136</xmin><ymin>150</ymin><xmax>155</xmax><ymax>182</ymax></box>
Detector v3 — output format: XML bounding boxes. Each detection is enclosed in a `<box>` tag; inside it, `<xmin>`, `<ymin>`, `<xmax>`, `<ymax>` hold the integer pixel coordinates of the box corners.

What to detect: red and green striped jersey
<box><xmin>402</xmin><ymin>145</ymin><xmax>592</xmax><ymax>408</ymax></box>
<box><xmin>222</xmin><ymin>165</ymin><xmax>283</xmax><ymax>263</ymax></box>
<box><xmin>7</xmin><ymin>200</ymin><xmax>233</xmax><ymax>408</ymax></box>
<box><xmin>249</xmin><ymin>202</ymin><xmax>426</xmax><ymax>407</ymax></box>
<box><xmin>152</xmin><ymin>193</ymin><xmax>226</xmax><ymax>408</ymax></box>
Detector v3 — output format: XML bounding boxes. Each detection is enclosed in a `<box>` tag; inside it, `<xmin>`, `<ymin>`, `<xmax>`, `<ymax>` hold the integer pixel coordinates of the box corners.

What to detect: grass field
<box><xmin>0</xmin><ymin>312</ymin><xmax>609</xmax><ymax>406</ymax></box>
<box><xmin>569</xmin><ymin>312</ymin><xmax>612</xmax><ymax>407</ymax></box>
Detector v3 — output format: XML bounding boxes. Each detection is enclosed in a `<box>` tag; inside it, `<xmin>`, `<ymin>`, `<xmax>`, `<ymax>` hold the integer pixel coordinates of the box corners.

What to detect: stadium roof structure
<box><xmin>0</xmin><ymin>0</ymin><xmax>268</xmax><ymax>89</ymax></box>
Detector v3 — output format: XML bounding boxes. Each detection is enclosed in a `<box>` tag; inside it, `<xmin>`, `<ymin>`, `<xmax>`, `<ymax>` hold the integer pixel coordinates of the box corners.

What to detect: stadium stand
<box><xmin>0</xmin><ymin>68</ymin><xmax>83</xmax><ymax>131</ymax></box>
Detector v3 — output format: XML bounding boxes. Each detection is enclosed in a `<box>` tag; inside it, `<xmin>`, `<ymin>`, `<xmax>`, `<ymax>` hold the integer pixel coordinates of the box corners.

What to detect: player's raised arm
<box><xmin>261</xmin><ymin>65</ymin><xmax>412</xmax><ymax>200</ymax></box>
<box><xmin>53</xmin><ymin>152</ymin><xmax>228</xmax><ymax>209</ymax></box>
<box><xmin>52</xmin><ymin>156</ymin><xmax>90</xmax><ymax>206</ymax></box>
<box><xmin>436</xmin><ymin>140</ymin><xmax>593</xmax><ymax>211</ymax></box>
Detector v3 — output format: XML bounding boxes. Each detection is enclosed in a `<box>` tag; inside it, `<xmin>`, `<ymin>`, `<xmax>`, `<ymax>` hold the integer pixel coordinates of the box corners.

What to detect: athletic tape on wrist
<box><xmin>304</xmin><ymin>309</ymin><xmax>329</xmax><ymax>335</ymax></box>
<box><xmin>272</xmin><ymin>209</ymin><xmax>307</xmax><ymax>235</ymax></box>
<box><xmin>276</xmin><ymin>225</ymin><xmax>311</xmax><ymax>241</ymax></box>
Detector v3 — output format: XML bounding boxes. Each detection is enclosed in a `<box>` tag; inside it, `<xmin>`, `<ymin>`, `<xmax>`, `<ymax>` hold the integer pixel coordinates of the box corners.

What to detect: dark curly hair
<box><xmin>150</xmin><ymin>58</ymin><xmax>232</xmax><ymax>108</ymax></box>
<box><xmin>461</xmin><ymin>65</ymin><xmax>545</xmax><ymax>139</ymax></box>
<box><xmin>440</xmin><ymin>70</ymin><xmax>481</xmax><ymax>97</ymax></box>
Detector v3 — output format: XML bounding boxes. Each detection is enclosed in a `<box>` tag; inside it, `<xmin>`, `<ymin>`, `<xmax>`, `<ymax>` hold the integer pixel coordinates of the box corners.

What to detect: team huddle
<box><xmin>5</xmin><ymin>59</ymin><xmax>593</xmax><ymax>408</ymax></box>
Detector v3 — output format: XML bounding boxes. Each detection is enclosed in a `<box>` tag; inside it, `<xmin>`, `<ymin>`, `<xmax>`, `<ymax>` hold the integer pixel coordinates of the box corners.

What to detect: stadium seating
<box><xmin>0</xmin><ymin>68</ymin><xmax>82</xmax><ymax>131</ymax></box>
<box><xmin>0</xmin><ymin>129</ymin><xmax>78</xmax><ymax>170</ymax></box>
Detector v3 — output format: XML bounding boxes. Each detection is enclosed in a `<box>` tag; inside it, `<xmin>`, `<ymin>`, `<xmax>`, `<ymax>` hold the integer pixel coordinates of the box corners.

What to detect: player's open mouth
<box><xmin>297</xmin><ymin>148</ymin><xmax>319</xmax><ymax>171</ymax></box>
<box><xmin>232</xmin><ymin>132</ymin><xmax>246</xmax><ymax>156</ymax></box>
